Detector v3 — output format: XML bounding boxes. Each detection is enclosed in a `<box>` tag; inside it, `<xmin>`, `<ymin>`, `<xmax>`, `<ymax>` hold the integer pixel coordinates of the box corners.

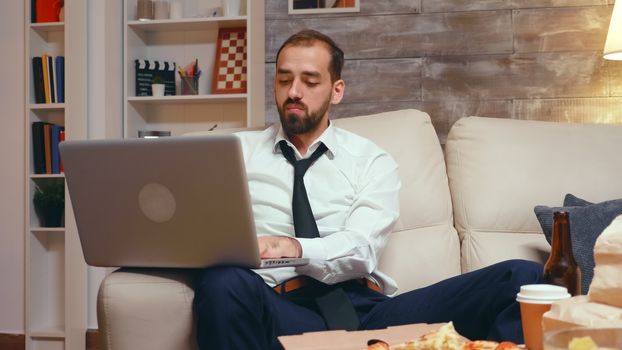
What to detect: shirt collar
<box><xmin>273</xmin><ymin>121</ymin><xmax>337</xmax><ymax>160</ymax></box>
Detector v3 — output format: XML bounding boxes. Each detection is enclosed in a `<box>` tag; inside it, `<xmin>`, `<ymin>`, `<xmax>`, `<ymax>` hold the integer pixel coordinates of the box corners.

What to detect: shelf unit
<box><xmin>123</xmin><ymin>0</ymin><xmax>265</xmax><ymax>138</ymax></box>
<box><xmin>24</xmin><ymin>1</ymin><xmax>88</xmax><ymax>349</ymax></box>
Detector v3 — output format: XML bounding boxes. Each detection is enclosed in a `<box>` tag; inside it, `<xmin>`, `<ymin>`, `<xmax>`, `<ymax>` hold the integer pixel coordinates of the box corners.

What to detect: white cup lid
<box><xmin>516</xmin><ymin>284</ymin><xmax>571</xmax><ymax>304</ymax></box>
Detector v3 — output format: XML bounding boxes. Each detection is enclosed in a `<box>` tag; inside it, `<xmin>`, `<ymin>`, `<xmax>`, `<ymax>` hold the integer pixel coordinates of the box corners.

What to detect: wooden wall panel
<box><xmin>421</xmin><ymin>100</ymin><xmax>513</xmax><ymax>142</ymax></box>
<box><xmin>423</xmin><ymin>52</ymin><xmax>609</xmax><ymax>100</ymax></box>
<box><xmin>607</xmin><ymin>60</ymin><xmax>622</xmax><ymax>95</ymax></box>
<box><xmin>264</xmin><ymin>58</ymin><xmax>423</xmax><ymax>124</ymax></box>
<box><xmin>340</xmin><ymin>59</ymin><xmax>422</xmax><ymax>103</ymax></box>
<box><xmin>514</xmin><ymin>7</ymin><xmax>611</xmax><ymax>53</ymax></box>
<box><xmin>266</xmin><ymin>11</ymin><xmax>513</xmax><ymax>61</ymax></box>
<box><xmin>265</xmin><ymin>0</ymin><xmax>622</xmax><ymax>142</ymax></box>
<box><xmin>266</xmin><ymin>59</ymin><xmax>422</xmax><ymax>103</ymax></box>
<box><xmin>266</xmin><ymin>0</ymin><xmax>421</xmax><ymax>19</ymax></box>
<box><xmin>514</xmin><ymin>97</ymin><xmax>622</xmax><ymax>123</ymax></box>
<box><xmin>422</xmin><ymin>0</ymin><xmax>609</xmax><ymax>13</ymax></box>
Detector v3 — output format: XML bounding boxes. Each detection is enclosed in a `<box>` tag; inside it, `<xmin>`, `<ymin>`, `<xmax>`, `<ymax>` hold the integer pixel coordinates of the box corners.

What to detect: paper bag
<box><xmin>542</xmin><ymin>295</ymin><xmax>622</xmax><ymax>333</ymax></box>
<box><xmin>588</xmin><ymin>214</ymin><xmax>622</xmax><ymax>308</ymax></box>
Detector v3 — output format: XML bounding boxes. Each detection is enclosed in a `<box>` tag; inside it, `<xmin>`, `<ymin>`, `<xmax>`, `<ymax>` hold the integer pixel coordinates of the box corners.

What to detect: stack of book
<box><xmin>32</xmin><ymin>55</ymin><xmax>64</xmax><ymax>104</ymax></box>
<box><xmin>32</xmin><ymin>121</ymin><xmax>65</xmax><ymax>174</ymax></box>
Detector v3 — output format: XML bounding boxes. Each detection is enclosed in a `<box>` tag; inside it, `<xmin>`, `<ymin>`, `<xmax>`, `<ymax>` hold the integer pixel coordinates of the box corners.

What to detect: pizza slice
<box><xmin>366</xmin><ymin>323</ymin><xmax>521</xmax><ymax>350</ymax></box>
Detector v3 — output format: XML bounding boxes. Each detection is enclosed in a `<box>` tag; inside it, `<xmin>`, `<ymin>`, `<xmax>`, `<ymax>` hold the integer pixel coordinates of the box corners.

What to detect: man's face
<box><xmin>274</xmin><ymin>42</ymin><xmax>343</xmax><ymax>136</ymax></box>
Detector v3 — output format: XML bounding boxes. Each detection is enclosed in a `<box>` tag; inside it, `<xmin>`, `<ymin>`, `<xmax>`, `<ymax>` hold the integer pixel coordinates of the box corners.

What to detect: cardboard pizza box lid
<box><xmin>279</xmin><ymin>323</ymin><xmax>444</xmax><ymax>350</ymax></box>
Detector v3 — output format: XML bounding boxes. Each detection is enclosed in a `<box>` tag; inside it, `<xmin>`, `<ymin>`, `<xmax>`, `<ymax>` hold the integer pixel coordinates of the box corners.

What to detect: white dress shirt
<box><xmin>236</xmin><ymin>122</ymin><xmax>401</xmax><ymax>295</ymax></box>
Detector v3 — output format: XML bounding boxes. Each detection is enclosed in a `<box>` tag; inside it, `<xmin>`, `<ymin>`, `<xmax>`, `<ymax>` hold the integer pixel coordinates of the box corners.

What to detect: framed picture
<box><xmin>288</xmin><ymin>0</ymin><xmax>360</xmax><ymax>15</ymax></box>
<box><xmin>212</xmin><ymin>27</ymin><xmax>247</xmax><ymax>94</ymax></box>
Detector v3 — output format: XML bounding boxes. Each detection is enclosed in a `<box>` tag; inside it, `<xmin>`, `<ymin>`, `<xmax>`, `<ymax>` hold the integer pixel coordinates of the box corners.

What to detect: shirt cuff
<box><xmin>298</xmin><ymin>237</ymin><xmax>327</xmax><ymax>261</ymax></box>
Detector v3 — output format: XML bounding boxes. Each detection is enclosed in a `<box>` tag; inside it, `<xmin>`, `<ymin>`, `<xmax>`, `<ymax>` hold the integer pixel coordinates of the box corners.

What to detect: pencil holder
<box><xmin>181</xmin><ymin>75</ymin><xmax>199</xmax><ymax>95</ymax></box>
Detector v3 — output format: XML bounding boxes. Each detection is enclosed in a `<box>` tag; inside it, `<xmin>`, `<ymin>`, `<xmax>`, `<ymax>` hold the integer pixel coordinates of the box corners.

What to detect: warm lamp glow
<box><xmin>604</xmin><ymin>2</ymin><xmax>622</xmax><ymax>60</ymax></box>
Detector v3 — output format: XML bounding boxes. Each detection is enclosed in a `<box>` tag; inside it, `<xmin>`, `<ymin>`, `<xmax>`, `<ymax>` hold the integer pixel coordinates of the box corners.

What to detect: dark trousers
<box><xmin>194</xmin><ymin>259</ymin><xmax>543</xmax><ymax>350</ymax></box>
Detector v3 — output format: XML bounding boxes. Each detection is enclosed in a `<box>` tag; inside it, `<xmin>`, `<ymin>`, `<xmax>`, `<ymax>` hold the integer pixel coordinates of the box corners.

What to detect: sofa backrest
<box><xmin>333</xmin><ymin>109</ymin><xmax>460</xmax><ymax>293</ymax></box>
<box><xmin>446</xmin><ymin>116</ymin><xmax>622</xmax><ymax>273</ymax></box>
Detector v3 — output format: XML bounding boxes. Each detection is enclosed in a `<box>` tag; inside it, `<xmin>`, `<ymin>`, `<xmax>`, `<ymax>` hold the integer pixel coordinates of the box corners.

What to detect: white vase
<box><xmin>153</xmin><ymin>0</ymin><xmax>169</xmax><ymax>19</ymax></box>
<box><xmin>222</xmin><ymin>0</ymin><xmax>241</xmax><ymax>17</ymax></box>
<box><xmin>169</xmin><ymin>1</ymin><xmax>183</xmax><ymax>19</ymax></box>
<box><xmin>151</xmin><ymin>83</ymin><xmax>165</xmax><ymax>96</ymax></box>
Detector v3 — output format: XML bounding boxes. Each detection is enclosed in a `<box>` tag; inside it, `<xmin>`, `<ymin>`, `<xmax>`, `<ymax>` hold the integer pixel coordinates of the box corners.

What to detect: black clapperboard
<box><xmin>135</xmin><ymin>59</ymin><xmax>176</xmax><ymax>96</ymax></box>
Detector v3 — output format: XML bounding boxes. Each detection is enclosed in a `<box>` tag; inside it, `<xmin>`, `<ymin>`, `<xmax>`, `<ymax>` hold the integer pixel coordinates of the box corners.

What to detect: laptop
<box><xmin>59</xmin><ymin>135</ymin><xmax>309</xmax><ymax>269</ymax></box>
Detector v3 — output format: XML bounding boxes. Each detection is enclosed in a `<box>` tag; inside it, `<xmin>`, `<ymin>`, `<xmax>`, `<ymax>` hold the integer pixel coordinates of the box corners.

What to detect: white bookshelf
<box><xmin>24</xmin><ymin>1</ymin><xmax>88</xmax><ymax>349</ymax></box>
<box><xmin>123</xmin><ymin>0</ymin><xmax>265</xmax><ymax>138</ymax></box>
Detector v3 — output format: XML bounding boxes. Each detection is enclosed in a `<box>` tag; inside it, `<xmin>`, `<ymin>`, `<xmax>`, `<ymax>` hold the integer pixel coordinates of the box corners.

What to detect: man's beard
<box><xmin>277</xmin><ymin>94</ymin><xmax>331</xmax><ymax>135</ymax></box>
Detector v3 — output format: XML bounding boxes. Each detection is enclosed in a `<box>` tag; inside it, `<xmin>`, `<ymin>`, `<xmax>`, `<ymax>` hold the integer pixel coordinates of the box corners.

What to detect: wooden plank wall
<box><xmin>264</xmin><ymin>0</ymin><xmax>622</xmax><ymax>142</ymax></box>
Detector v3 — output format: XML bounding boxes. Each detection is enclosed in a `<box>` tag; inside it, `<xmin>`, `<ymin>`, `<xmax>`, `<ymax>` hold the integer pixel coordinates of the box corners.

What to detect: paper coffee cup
<box><xmin>516</xmin><ymin>284</ymin><xmax>571</xmax><ymax>350</ymax></box>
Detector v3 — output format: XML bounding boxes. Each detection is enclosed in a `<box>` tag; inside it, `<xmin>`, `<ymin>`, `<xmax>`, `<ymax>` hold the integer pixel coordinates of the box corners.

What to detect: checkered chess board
<box><xmin>214</xmin><ymin>28</ymin><xmax>247</xmax><ymax>93</ymax></box>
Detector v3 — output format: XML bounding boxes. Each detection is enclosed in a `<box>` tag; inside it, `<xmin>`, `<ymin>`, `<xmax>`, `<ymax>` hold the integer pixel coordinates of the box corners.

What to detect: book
<box><xmin>31</xmin><ymin>122</ymin><xmax>48</xmax><ymax>174</ymax></box>
<box><xmin>32</xmin><ymin>56</ymin><xmax>45</xmax><ymax>104</ymax></box>
<box><xmin>59</xmin><ymin>129</ymin><xmax>65</xmax><ymax>173</ymax></box>
<box><xmin>55</xmin><ymin>56</ymin><xmax>64</xmax><ymax>103</ymax></box>
<box><xmin>41</xmin><ymin>54</ymin><xmax>50</xmax><ymax>103</ymax></box>
<box><xmin>31</xmin><ymin>0</ymin><xmax>37</xmax><ymax>23</ymax></box>
<box><xmin>44</xmin><ymin>123</ymin><xmax>52</xmax><ymax>174</ymax></box>
<box><xmin>36</xmin><ymin>0</ymin><xmax>61</xmax><ymax>23</ymax></box>
<box><xmin>51</xmin><ymin>125</ymin><xmax>62</xmax><ymax>173</ymax></box>
<box><xmin>48</xmin><ymin>55</ymin><xmax>56</xmax><ymax>103</ymax></box>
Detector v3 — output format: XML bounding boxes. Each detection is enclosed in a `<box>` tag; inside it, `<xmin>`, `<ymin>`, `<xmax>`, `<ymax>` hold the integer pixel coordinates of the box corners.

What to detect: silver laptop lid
<box><xmin>60</xmin><ymin>135</ymin><xmax>262</xmax><ymax>268</ymax></box>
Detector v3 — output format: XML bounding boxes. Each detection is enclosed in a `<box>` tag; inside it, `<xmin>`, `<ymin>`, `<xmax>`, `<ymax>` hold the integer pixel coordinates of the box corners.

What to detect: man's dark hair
<box><xmin>275</xmin><ymin>29</ymin><xmax>344</xmax><ymax>83</ymax></box>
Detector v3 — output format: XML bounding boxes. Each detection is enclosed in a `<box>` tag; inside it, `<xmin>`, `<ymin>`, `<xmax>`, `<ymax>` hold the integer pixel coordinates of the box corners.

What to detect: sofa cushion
<box><xmin>534</xmin><ymin>194</ymin><xmax>622</xmax><ymax>294</ymax></box>
<box><xmin>446</xmin><ymin>117</ymin><xmax>622</xmax><ymax>273</ymax></box>
<box><xmin>564</xmin><ymin>193</ymin><xmax>593</xmax><ymax>207</ymax></box>
<box><xmin>333</xmin><ymin>109</ymin><xmax>460</xmax><ymax>291</ymax></box>
<box><xmin>535</xmin><ymin>193</ymin><xmax>594</xmax><ymax>246</ymax></box>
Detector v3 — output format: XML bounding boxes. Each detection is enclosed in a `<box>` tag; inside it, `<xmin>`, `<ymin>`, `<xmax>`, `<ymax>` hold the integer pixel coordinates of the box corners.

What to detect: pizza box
<box><xmin>278</xmin><ymin>323</ymin><xmax>444</xmax><ymax>350</ymax></box>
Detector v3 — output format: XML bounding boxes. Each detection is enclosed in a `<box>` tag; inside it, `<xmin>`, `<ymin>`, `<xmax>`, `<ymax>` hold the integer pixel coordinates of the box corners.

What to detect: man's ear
<box><xmin>331</xmin><ymin>79</ymin><xmax>345</xmax><ymax>105</ymax></box>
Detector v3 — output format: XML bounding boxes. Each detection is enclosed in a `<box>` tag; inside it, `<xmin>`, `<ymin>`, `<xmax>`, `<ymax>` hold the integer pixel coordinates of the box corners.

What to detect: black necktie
<box><xmin>279</xmin><ymin>140</ymin><xmax>328</xmax><ymax>238</ymax></box>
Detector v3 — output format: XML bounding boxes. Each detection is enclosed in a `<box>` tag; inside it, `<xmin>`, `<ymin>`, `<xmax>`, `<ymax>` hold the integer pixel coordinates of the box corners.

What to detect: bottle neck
<box><xmin>551</xmin><ymin>214</ymin><xmax>574</xmax><ymax>258</ymax></box>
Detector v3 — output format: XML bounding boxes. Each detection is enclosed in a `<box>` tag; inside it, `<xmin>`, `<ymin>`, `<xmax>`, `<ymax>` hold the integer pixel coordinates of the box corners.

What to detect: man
<box><xmin>194</xmin><ymin>30</ymin><xmax>543</xmax><ymax>349</ymax></box>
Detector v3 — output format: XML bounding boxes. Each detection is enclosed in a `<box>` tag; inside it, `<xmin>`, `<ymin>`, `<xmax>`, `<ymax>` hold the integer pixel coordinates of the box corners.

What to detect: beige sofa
<box><xmin>97</xmin><ymin>109</ymin><xmax>622</xmax><ymax>350</ymax></box>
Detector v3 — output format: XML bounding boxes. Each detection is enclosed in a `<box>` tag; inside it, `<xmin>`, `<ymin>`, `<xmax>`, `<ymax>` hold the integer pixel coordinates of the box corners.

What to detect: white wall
<box><xmin>86</xmin><ymin>0</ymin><xmax>123</xmax><ymax>328</ymax></box>
<box><xmin>0</xmin><ymin>1</ymin><xmax>25</xmax><ymax>333</ymax></box>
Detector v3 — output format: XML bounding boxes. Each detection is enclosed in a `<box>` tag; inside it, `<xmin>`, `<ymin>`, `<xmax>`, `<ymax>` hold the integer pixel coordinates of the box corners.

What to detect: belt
<box><xmin>273</xmin><ymin>275</ymin><xmax>382</xmax><ymax>295</ymax></box>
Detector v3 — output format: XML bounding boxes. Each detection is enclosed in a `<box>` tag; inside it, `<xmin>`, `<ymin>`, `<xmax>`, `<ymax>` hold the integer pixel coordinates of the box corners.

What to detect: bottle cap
<box><xmin>516</xmin><ymin>284</ymin><xmax>571</xmax><ymax>304</ymax></box>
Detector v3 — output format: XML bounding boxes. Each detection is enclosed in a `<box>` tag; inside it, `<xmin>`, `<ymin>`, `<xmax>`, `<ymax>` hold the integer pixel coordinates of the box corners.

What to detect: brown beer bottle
<box><xmin>543</xmin><ymin>211</ymin><xmax>582</xmax><ymax>295</ymax></box>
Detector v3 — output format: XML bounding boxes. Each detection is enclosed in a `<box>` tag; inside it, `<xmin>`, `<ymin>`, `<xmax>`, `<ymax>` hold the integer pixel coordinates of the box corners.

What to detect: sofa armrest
<box><xmin>97</xmin><ymin>268</ymin><xmax>199</xmax><ymax>350</ymax></box>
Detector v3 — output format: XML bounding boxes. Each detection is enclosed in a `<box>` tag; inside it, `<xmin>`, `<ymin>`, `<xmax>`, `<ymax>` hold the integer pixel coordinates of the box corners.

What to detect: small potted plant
<box><xmin>33</xmin><ymin>182</ymin><xmax>65</xmax><ymax>227</ymax></box>
<box><xmin>151</xmin><ymin>76</ymin><xmax>166</xmax><ymax>97</ymax></box>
